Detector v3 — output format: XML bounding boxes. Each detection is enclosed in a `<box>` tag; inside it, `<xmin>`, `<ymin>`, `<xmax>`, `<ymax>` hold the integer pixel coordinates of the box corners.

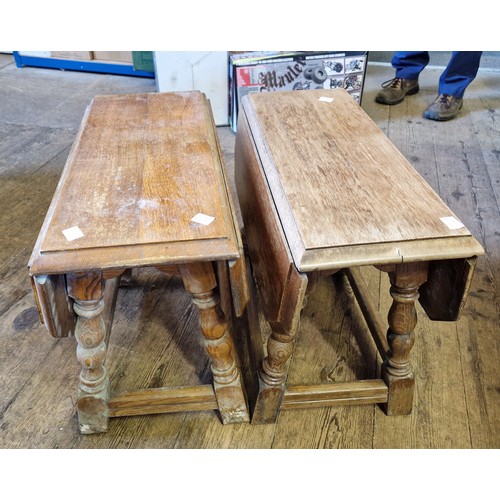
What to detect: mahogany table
<box><xmin>235</xmin><ymin>88</ymin><xmax>484</xmax><ymax>424</ymax></box>
<box><xmin>29</xmin><ymin>91</ymin><xmax>250</xmax><ymax>433</ymax></box>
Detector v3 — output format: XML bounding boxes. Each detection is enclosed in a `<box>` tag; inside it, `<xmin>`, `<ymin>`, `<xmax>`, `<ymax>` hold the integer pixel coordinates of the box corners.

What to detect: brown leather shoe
<box><xmin>423</xmin><ymin>94</ymin><xmax>463</xmax><ymax>121</ymax></box>
<box><xmin>375</xmin><ymin>77</ymin><xmax>419</xmax><ymax>105</ymax></box>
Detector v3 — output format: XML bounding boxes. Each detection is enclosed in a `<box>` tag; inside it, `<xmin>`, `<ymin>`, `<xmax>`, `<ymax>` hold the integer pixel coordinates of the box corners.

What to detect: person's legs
<box><xmin>424</xmin><ymin>51</ymin><xmax>482</xmax><ymax>121</ymax></box>
<box><xmin>392</xmin><ymin>51</ymin><xmax>430</xmax><ymax>80</ymax></box>
<box><xmin>438</xmin><ymin>51</ymin><xmax>482</xmax><ymax>97</ymax></box>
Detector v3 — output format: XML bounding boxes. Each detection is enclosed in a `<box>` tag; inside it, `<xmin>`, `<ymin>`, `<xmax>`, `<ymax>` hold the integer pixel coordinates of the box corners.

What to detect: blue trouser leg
<box><xmin>392</xmin><ymin>51</ymin><xmax>430</xmax><ymax>80</ymax></box>
<box><xmin>438</xmin><ymin>51</ymin><xmax>482</xmax><ymax>98</ymax></box>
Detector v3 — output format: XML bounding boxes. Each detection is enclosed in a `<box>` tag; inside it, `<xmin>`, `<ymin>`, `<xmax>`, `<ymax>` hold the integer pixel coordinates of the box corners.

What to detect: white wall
<box><xmin>154</xmin><ymin>51</ymin><xmax>229</xmax><ymax>126</ymax></box>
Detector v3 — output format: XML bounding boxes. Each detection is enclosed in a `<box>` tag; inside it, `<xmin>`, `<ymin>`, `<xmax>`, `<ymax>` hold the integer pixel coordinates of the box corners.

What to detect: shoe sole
<box><xmin>423</xmin><ymin>101</ymin><xmax>463</xmax><ymax>121</ymax></box>
<box><xmin>375</xmin><ymin>84</ymin><xmax>420</xmax><ymax>105</ymax></box>
<box><xmin>423</xmin><ymin>112</ymin><xmax>457</xmax><ymax>121</ymax></box>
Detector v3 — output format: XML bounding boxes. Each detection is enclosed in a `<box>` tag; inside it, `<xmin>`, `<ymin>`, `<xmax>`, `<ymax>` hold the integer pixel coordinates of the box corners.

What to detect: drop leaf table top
<box><xmin>29</xmin><ymin>91</ymin><xmax>241</xmax><ymax>277</ymax></box>
<box><xmin>241</xmin><ymin>88</ymin><xmax>484</xmax><ymax>272</ymax></box>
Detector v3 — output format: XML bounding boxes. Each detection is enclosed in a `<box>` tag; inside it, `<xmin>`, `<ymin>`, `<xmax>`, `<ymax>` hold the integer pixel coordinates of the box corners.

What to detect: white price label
<box><xmin>62</xmin><ymin>226</ymin><xmax>84</xmax><ymax>241</ymax></box>
<box><xmin>191</xmin><ymin>213</ymin><xmax>215</xmax><ymax>226</ymax></box>
<box><xmin>440</xmin><ymin>216</ymin><xmax>464</xmax><ymax>230</ymax></box>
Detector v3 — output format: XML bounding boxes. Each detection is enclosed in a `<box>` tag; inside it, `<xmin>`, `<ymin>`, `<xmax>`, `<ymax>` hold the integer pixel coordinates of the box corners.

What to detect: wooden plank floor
<box><xmin>0</xmin><ymin>54</ymin><xmax>498</xmax><ymax>449</ymax></box>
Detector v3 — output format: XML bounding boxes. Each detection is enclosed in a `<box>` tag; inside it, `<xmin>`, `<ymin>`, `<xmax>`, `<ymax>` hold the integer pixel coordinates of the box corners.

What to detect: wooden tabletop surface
<box><xmin>29</xmin><ymin>91</ymin><xmax>240</xmax><ymax>275</ymax></box>
<box><xmin>242</xmin><ymin>89</ymin><xmax>483</xmax><ymax>270</ymax></box>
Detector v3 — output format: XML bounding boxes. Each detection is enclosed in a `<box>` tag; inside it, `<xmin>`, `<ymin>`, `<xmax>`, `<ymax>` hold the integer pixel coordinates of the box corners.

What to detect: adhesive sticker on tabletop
<box><xmin>319</xmin><ymin>96</ymin><xmax>334</xmax><ymax>103</ymax></box>
<box><xmin>440</xmin><ymin>216</ymin><xmax>465</xmax><ymax>230</ymax></box>
<box><xmin>62</xmin><ymin>226</ymin><xmax>84</xmax><ymax>241</ymax></box>
<box><xmin>191</xmin><ymin>213</ymin><xmax>215</xmax><ymax>226</ymax></box>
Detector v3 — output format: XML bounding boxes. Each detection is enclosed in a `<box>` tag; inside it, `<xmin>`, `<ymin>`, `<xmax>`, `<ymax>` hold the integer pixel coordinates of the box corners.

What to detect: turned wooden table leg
<box><xmin>253</xmin><ymin>278</ymin><xmax>308</xmax><ymax>424</ymax></box>
<box><xmin>252</xmin><ymin>321</ymin><xmax>299</xmax><ymax>424</ymax></box>
<box><xmin>382</xmin><ymin>262</ymin><xmax>428</xmax><ymax>415</ymax></box>
<box><xmin>67</xmin><ymin>272</ymin><xmax>109</xmax><ymax>433</ymax></box>
<box><xmin>179</xmin><ymin>262</ymin><xmax>250</xmax><ymax>424</ymax></box>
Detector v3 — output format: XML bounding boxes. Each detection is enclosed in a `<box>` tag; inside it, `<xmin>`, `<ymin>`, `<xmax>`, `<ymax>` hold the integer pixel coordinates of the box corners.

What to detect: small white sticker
<box><xmin>62</xmin><ymin>226</ymin><xmax>84</xmax><ymax>241</ymax></box>
<box><xmin>440</xmin><ymin>216</ymin><xmax>465</xmax><ymax>230</ymax></box>
<box><xmin>319</xmin><ymin>96</ymin><xmax>334</xmax><ymax>103</ymax></box>
<box><xmin>191</xmin><ymin>213</ymin><xmax>215</xmax><ymax>226</ymax></box>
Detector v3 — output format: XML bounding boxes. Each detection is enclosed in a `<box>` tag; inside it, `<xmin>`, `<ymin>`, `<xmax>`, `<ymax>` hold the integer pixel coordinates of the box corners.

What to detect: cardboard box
<box><xmin>92</xmin><ymin>51</ymin><xmax>133</xmax><ymax>63</ymax></box>
<box><xmin>154</xmin><ymin>51</ymin><xmax>229</xmax><ymax>126</ymax></box>
<box><xmin>51</xmin><ymin>51</ymin><xmax>93</xmax><ymax>60</ymax></box>
<box><xmin>229</xmin><ymin>51</ymin><xmax>368</xmax><ymax>131</ymax></box>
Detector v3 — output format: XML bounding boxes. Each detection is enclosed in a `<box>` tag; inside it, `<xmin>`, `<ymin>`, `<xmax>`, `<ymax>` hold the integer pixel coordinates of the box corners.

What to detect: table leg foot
<box><xmin>77</xmin><ymin>382</ymin><xmax>110</xmax><ymax>434</ymax></box>
<box><xmin>251</xmin><ymin>375</ymin><xmax>285</xmax><ymax>424</ymax></box>
<box><xmin>381</xmin><ymin>370</ymin><xmax>415</xmax><ymax>416</ymax></box>
<box><xmin>252</xmin><ymin>322</ymin><xmax>297</xmax><ymax>424</ymax></box>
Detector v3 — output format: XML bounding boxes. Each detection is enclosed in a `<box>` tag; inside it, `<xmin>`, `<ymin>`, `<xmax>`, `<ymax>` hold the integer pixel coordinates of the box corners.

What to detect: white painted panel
<box><xmin>18</xmin><ymin>51</ymin><xmax>52</xmax><ymax>57</ymax></box>
<box><xmin>154</xmin><ymin>51</ymin><xmax>229</xmax><ymax>126</ymax></box>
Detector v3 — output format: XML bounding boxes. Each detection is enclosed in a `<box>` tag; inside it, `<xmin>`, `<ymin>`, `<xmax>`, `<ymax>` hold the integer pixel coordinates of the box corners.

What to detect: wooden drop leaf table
<box><xmin>29</xmin><ymin>91</ymin><xmax>250</xmax><ymax>433</ymax></box>
<box><xmin>235</xmin><ymin>88</ymin><xmax>484</xmax><ymax>424</ymax></box>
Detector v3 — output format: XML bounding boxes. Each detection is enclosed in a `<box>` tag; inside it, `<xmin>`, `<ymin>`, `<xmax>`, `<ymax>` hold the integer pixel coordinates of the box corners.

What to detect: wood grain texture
<box><xmin>363</xmin><ymin>68</ymin><xmax>499</xmax><ymax>448</ymax></box>
<box><xmin>345</xmin><ymin>267</ymin><xmax>389</xmax><ymax>357</ymax></box>
<box><xmin>31</xmin><ymin>274</ymin><xmax>76</xmax><ymax>338</ymax></box>
<box><xmin>1</xmin><ymin>59</ymin><xmax>497</xmax><ymax>450</ymax></box>
<box><xmin>282</xmin><ymin>380</ymin><xmax>388</xmax><ymax>409</ymax></box>
<box><xmin>419</xmin><ymin>257</ymin><xmax>477</xmax><ymax>321</ymax></box>
<box><xmin>242</xmin><ymin>89</ymin><xmax>484</xmax><ymax>270</ymax></box>
<box><xmin>24</xmin><ymin>90</ymin><xmax>249</xmax><ymax>432</ymax></box>
<box><xmin>28</xmin><ymin>91</ymin><xmax>240</xmax><ymax>275</ymax></box>
<box><xmin>236</xmin><ymin>87</ymin><xmax>484</xmax><ymax>425</ymax></box>
<box><xmin>67</xmin><ymin>272</ymin><xmax>110</xmax><ymax>433</ymax></box>
<box><xmin>382</xmin><ymin>262</ymin><xmax>429</xmax><ymax>415</ymax></box>
<box><xmin>235</xmin><ymin>113</ymin><xmax>307</xmax><ymax>325</ymax></box>
<box><xmin>44</xmin><ymin>92</ymin><xmax>229</xmax><ymax>250</ymax></box>
<box><xmin>270</xmin><ymin>274</ymin><xmax>380</xmax><ymax>449</ymax></box>
<box><xmin>108</xmin><ymin>385</ymin><xmax>218</xmax><ymax>417</ymax></box>
<box><xmin>179</xmin><ymin>261</ymin><xmax>250</xmax><ymax>423</ymax></box>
